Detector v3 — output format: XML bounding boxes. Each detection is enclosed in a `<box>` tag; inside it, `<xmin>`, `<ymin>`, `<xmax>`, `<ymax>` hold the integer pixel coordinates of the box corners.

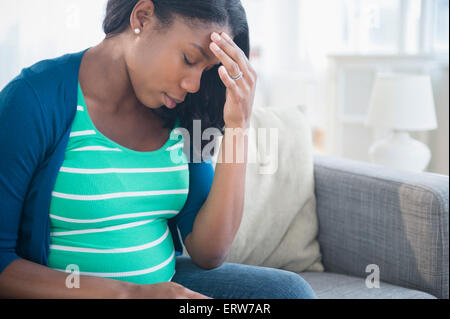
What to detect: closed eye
<box><xmin>184</xmin><ymin>54</ymin><xmax>194</xmax><ymax>66</ymax></box>
<box><xmin>184</xmin><ymin>54</ymin><xmax>217</xmax><ymax>72</ymax></box>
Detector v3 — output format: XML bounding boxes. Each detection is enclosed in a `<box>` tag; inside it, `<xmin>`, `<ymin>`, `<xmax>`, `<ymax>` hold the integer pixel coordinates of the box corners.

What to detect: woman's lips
<box><xmin>163</xmin><ymin>93</ymin><xmax>177</xmax><ymax>109</ymax></box>
<box><xmin>163</xmin><ymin>93</ymin><xmax>184</xmax><ymax>109</ymax></box>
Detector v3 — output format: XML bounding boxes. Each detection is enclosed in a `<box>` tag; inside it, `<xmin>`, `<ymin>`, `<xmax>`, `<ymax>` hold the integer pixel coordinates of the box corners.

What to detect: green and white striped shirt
<box><xmin>47</xmin><ymin>82</ymin><xmax>189</xmax><ymax>284</ymax></box>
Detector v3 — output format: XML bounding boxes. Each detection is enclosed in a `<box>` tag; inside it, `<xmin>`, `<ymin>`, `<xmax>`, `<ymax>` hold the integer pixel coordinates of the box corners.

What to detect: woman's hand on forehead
<box><xmin>209</xmin><ymin>31</ymin><xmax>257</xmax><ymax>129</ymax></box>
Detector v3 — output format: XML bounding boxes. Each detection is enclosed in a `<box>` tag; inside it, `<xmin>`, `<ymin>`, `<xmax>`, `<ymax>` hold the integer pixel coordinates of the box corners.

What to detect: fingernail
<box><xmin>211</xmin><ymin>42</ymin><xmax>220</xmax><ymax>51</ymax></box>
<box><xmin>222</xmin><ymin>32</ymin><xmax>232</xmax><ymax>41</ymax></box>
<box><xmin>212</xmin><ymin>32</ymin><xmax>221</xmax><ymax>42</ymax></box>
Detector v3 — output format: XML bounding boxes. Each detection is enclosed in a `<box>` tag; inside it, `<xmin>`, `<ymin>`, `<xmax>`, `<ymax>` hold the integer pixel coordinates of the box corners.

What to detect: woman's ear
<box><xmin>130</xmin><ymin>0</ymin><xmax>155</xmax><ymax>33</ymax></box>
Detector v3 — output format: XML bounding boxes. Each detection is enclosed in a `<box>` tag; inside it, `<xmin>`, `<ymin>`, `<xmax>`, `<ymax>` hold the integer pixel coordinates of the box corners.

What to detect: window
<box><xmin>433</xmin><ymin>0</ymin><xmax>449</xmax><ymax>53</ymax></box>
<box><xmin>404</xmin><ymin>0</ymin><xmax>422</xmax><ymax>54</ymax></box>
<box><xmin>343</xmin><ymin>0</ymin><xmax>402</xmax><ymax>53</ymax></box>
<box><xmin>315</xmin><ymin>0</ymin><xmax>449</xmax><ymax>55</ymax></box>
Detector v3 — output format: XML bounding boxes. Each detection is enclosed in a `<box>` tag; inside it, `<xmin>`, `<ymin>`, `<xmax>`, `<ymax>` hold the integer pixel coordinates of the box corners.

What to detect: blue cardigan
<box><xmin>0</xmin><ymin>49</ymin><xmax>214</xmax><ymax>274</ymax></box>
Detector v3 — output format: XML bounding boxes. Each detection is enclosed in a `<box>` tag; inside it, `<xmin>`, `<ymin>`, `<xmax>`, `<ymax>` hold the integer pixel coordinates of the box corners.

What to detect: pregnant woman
<box><xmin>0</xmin><ymin>0</ymin><xmax>316</xmax><ymax>299</ymax></box>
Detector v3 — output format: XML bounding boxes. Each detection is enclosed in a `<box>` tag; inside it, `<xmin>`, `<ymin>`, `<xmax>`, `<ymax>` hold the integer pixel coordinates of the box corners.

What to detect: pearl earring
<box><xmin>134</xmin><ymin>28</ymin><xmax>141</xmax><ymax>35</ymax></box>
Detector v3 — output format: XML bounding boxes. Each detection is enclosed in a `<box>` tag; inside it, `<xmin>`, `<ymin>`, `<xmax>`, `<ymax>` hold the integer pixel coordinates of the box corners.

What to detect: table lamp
<box><xmin>365</xmin><ymin>73</ymin><xmax>437</xmax><ymax>172</ymax></box>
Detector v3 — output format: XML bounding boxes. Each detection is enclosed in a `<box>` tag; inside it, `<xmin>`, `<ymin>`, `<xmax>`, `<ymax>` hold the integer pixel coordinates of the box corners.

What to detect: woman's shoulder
<box><xmin>18</xmin><ymin>49</ymin><xmax>88</xmax><ymax>89</ymax></box>
<box><xmin>0</xmin><ymin>49</ymin><xmax>90</xmax><ymax>144</ymax></box>
<box><xmin>1</xmin><ymin>48</ymin><xmax>89</xmax><ymax>108</ymax></box>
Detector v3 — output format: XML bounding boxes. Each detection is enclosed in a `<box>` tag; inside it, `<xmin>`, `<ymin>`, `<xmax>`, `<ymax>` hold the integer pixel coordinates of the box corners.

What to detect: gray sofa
<box><xmin>299</xmin><ymin>155</ymin><xmax>449</xmax><ymax>299</ymax></box>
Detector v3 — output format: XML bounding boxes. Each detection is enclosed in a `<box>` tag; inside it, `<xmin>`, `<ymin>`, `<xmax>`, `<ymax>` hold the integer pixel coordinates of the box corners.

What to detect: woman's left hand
<box><xmin>210</xmin><ymin>32</ymin><xmax>257</xmax><ymax>129</ymax></box>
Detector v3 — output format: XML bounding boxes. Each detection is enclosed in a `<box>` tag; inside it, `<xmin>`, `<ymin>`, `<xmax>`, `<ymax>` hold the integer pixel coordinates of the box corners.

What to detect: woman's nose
<box><xmin>180</xmin><ymin>71</ymin><xmax>202</xmax><ymax>94</ymax></box>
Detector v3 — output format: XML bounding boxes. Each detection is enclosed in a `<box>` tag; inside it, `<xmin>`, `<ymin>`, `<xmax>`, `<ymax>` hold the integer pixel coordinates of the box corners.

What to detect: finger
<box><xmin>210</xmin><ymin>41</ymin><xmax>244</xmax><ymax>84</ymax></box>
<box><xmin>189</xmin><ymin>291</ymin><xmax>213</xmax><ymax>299</ymax></box>
<box><xmin>191</xmin><ymin>296</ymin><xmax>213</xmax><ymax>299</ymax></box>
<box><xmin>218</xmin><ymin>65</ymin><xmax>240</xmax><ymax>92</ymax></box>
<box><xmin>221</xmin><ymin>32</ymin><xmax>258</xmax><ymax>82</ymax></box>
<box><xmin>220</xmin><ymin>32</ymin><xmax>246</xmax><ymax>59</ymax></box>
<box><xmin>216</xmin><ymin>32</ymin><xmax>247</xmax><ymax>68</ymax></box>
<box><xmin>210</xmin><ymin>32</ymin><xmax>250</xmax><ymax>80</ymax></box>
<box><xmin>183</xmin><ymin>286</ymin><xmax>213</xmax><ymax>299</ymax></box>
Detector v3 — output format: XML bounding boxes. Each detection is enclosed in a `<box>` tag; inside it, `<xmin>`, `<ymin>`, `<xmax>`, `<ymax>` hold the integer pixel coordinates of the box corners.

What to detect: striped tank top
<box><xmin>47</xmin><ymin>82</ymin><xmax>189</xmax><ymax>284</ymax></box>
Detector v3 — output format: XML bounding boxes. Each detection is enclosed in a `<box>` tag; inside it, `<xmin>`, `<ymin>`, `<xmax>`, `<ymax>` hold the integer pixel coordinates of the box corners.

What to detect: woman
<box><xmin>0</xmin><ymin>0</ymin><xmax>316</xmax><ymax>299</ymax></box>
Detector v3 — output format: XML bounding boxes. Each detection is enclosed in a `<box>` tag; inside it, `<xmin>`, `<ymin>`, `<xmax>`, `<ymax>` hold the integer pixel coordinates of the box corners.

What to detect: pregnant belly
<box><xmin>47</xmin><ymin>220</ymin><xmax>176</xmax><ymax>284</ymax></box>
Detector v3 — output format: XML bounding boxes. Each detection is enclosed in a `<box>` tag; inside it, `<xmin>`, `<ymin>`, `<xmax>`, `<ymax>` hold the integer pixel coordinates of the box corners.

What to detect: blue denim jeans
<box><xmin>172</xmin><ymin>256</ymin><xmax>317</xmax><ymax>299</ymax></box>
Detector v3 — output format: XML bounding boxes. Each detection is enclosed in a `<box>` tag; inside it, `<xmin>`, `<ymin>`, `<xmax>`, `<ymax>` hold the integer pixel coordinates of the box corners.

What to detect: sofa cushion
<box><xmin>223</xmin><ymin>105</ymin><xmax>323</xmax><ymax>273</ymax></box>
<box><xmin>313</xmin><ymin>155</ymin><xmax>449</xmax><ymax>299</ymax></box>
<box><xmin>299</xmin><ymin>272</ymin><xmax>437</xmax><ymax>299</ymax></box>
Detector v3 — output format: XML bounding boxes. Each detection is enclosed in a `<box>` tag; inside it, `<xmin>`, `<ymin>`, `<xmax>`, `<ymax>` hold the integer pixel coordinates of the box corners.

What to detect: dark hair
<box><xmin>103</xmin><ymin>0</ymin><xmax>250</xmax><ymax>159</ymax></box>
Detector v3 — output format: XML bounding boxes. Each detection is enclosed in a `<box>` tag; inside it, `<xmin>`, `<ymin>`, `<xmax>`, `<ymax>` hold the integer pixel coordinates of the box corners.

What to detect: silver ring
<box><xmin>231</xmin><ymin>71</ymin><xmax>243</xmax><ymax>81</ymax></box>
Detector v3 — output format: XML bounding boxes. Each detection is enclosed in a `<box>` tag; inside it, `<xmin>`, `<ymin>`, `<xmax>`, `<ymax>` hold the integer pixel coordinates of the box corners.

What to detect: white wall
<box><xmin>0</xmin><ymin>0</ymin><xmax>107</xmax><ymax>90</ymax></box>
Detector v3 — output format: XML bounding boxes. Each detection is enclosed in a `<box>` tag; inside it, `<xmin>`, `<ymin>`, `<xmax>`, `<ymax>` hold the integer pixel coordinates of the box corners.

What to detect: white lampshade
<box><xmin>366</xmin><ymin>74</ymin><xmax>437</xmax><ymax>131</ymax></box>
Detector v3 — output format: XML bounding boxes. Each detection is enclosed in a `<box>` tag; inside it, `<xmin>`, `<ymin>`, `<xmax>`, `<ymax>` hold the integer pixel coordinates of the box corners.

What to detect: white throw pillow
<box><xmin>223</xmin><ymin>105</ymin><xmax>324</xmax><ymax>273</ymax></box>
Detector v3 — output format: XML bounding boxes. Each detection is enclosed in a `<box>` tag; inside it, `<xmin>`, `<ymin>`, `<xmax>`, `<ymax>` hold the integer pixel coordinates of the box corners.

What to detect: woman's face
<box><xmin>124</xmin><ymin>15</ymin><xmax>232</xmax><ymax>109</ymax></box>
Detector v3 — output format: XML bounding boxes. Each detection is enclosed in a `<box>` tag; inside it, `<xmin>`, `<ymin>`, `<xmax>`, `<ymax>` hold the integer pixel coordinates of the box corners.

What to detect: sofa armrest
<box><xmin>313</xmin><ymin>155</ymin><xmax>449</xmax><ymax>299</ymax></box>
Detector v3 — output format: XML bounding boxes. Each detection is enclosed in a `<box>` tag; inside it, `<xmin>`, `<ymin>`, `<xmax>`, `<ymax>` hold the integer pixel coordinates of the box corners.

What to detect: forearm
<box><xmin>0</xmin><ymin>258</ymin><xmax>134</xmax><ymax>299</ymax></box>
<box><xmin>188</xmin><ymin>128</ymin><xmax>248</xmax><ymax>265</ymax></box>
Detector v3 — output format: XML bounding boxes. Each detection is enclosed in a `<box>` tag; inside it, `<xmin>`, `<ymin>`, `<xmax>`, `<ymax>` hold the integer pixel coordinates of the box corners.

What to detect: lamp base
<box><xmin>369</xmin><ymin>131</ymin><xmax>431</xmax><ymax>172</ymax></box>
